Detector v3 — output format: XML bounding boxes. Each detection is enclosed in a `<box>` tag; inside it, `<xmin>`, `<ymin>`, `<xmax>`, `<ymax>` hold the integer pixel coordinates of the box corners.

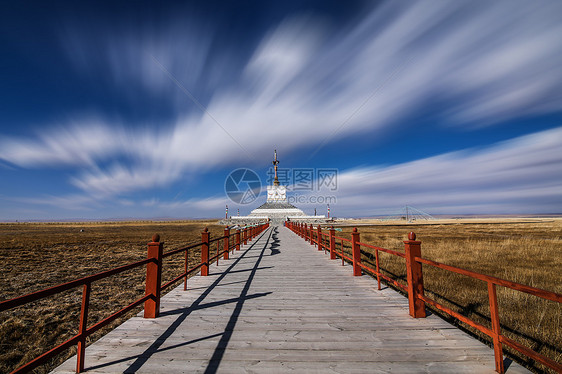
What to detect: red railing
<box><xmin>285</xmin><ymin>221</ymin><xmax>562</xmax><ymax>374</ymax></box>
<box><xmin>0</xmin><ymin>223</ymin><xmax>269</xmax><ymax>374</ymax></box>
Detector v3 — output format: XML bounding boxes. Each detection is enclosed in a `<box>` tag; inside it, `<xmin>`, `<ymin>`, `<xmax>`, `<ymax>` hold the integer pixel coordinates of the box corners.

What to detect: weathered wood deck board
<box><xmin>52</xmin><ymin>226</ymin><xmax>528</xmax><ymax>373</ymax></box>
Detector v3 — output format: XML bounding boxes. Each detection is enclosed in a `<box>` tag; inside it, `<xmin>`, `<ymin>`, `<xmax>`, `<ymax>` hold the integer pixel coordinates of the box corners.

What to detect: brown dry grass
<box><xmin>334</xmin><ymin>218</ymin><xmax>562</xmax><ymax>373</ymax></box>
<box><xmin>0</xmin><ymin>220</ymin><xmax>224</xmax><ymax>374</ymax></box>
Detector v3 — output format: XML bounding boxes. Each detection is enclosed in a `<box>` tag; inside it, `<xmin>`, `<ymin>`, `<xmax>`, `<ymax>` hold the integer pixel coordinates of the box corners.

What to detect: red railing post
<box><xmin>201</xmin><ymin>228</ymin><xmax>210</xmax><ymax>276</ymax></box>
<box><xmin>184</xmin><ymin>246</ymin><xmax>188</xmax><ymax>291</ymax></box>
<box><xmin>317</xmin><ymin>226</ymin><xmax>323</xmax><ymax>251</ymax></box>
<box><xmin>488</xmin><ymin>282</ymin><xmax>504</xmax><ymax>373</ymax></box>
<box><xmin>144</xmin><ymin>234</ymin><xmax>163</xmax><ymax>318</ymax></box>
<box><xmin>223</xmin><ymin>226</ymin><xmax>230</xmax><ymax>260</ymax></box>
<box><xmin>243</xmin><ymin>226</ymin><xmax>248</xmax><ymax>245</ymax></box>
<box><xmin>375</xmin><ymin>249</ymin><xmax>381</xmax><ymax>290</ymax></box>
<box><xmin>310</xmin><ymin>225</ymin><xmax>314</xmax><ymax>246</ymax></box>
<box><xmin>76</xmin><ymin>282</ymin><xmax>91</xmax><ymax>373</ymax></box>
<box><xmin>351</xmin><ymin>228</ymin><xmax>362</xmax><ymax>276</ymax></box>
<box><xmin>304</xmin><ymin>224</ymin><xmax>308</xmax><ymax>242</ymax></box>
<box><xmin>329</xmin><ymin>226</ymin><xmax>336</xmax><ymax>259</ymax></box>
<box><xmin>404</xmin><ymin>232</ymin><xmax>425</xmax><ymax>318</ymax></box>
<box><xmin>236</xmin><ymin>229</ymin><xmax>241</xmax><ymax>251</ymax></box>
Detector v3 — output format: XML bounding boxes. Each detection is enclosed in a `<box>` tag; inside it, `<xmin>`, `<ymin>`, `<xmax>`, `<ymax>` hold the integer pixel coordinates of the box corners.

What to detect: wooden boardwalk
<box><xmin>53</xmin><ymin>226</ymin><xmax>528</xmax><ymax>373</ymax></box>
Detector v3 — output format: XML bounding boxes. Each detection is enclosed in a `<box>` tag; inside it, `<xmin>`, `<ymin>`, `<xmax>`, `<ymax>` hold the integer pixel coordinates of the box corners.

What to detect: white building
<box><xmin>222</xmin><ymin>151</ymin><xmax>328</xmax><ymax>225</ymax></box>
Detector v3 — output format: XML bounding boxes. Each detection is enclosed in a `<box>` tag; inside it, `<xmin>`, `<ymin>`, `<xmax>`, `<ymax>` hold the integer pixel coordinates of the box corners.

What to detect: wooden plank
<box><xmin>51</xmin><ymin>226</ymin><xmax>529</xmax><ymax>374</ymax></box>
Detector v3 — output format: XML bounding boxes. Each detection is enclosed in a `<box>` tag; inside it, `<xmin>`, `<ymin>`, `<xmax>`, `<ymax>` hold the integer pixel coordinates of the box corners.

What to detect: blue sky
<box><xmin>1</xmin><ymin>0</ymin><xmax>562</xmax><ymax>220</ymax></box>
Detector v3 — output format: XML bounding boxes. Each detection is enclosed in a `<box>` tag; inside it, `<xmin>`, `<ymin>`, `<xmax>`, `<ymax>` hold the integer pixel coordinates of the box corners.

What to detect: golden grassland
<box><xmin>0</xmin><ymin>218</ymin><xmax>560</xmax><ymax>373</ymax></box>
<box><xmin>0</xmin><ymin>220</ymin><xmax>224</xmax><ymax>374</ymax></box>
<box><xmin>334</xmin><ymin>218</ymin><xmax>561</xmax><ymax>373</ymax></box>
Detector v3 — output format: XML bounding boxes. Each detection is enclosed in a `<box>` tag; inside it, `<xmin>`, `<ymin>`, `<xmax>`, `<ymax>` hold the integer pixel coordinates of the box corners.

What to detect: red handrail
<box><xmin>414</xmin><ymin>256</ymin><xmax>561</xmax><ymax>303</ymax></box>
<box><xmin>284</xmin><ymin>221</ymin><xmax>561</xmax><ymax>373</ymax></box>
<box><xmin>0</xmin><ymin>222</ymin><xmax>270</xmax><ymax>374</ymax></box>
<box><xmin>0</xmin><ymin>257</ymin><xmax>152</xmax><ymax>311</ymax></box>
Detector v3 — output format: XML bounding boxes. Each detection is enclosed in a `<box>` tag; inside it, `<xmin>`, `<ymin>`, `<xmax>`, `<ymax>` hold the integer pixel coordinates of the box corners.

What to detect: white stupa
<box><xmin>224</xmin><ymin>150</ymin><xmax>327</xmax><ymax>225</ymax></box>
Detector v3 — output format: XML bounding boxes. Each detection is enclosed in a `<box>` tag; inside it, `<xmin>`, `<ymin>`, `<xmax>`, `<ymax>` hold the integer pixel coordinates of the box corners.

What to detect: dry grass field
<box><xmin>0</xmin><ymin>218</ymin><xmax>560</xmax><ymax>373</ymax></box>
<box><xmin>334</xmin><ymin>218</ymin><xmax>562</xmax><ymax>373</ymax></box>
<box><xmin>0</xmin><ymin>221</ymin><xmax>224</xmax><ymax>374</ymax></box>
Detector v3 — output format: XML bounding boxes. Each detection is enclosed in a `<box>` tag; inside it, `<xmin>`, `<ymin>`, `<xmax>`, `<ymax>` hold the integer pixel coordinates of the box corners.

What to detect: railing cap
<box><xmin>152</xmin><ymin>234</ymin><xmax>160</xmax><ymax>243</ymax></box>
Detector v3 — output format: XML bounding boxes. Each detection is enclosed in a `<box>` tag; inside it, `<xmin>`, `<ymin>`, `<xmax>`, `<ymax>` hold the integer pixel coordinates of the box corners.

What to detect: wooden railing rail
<box><xmin>284</xmin><ymin>221</ymin><xmax>561</xmax><ymax>373</ymax></box>
<box><xmin>0</xmin><ymin>222</ymin><xmax>269</xmax><ymax>374</ymax></box>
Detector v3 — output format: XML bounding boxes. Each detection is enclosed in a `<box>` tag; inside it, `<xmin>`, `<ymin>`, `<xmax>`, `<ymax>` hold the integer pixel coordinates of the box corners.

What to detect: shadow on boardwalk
<box><xmin>91</xmin><ymin>229</ymin><xmax>273</xmax><ymax>374</ymax></box>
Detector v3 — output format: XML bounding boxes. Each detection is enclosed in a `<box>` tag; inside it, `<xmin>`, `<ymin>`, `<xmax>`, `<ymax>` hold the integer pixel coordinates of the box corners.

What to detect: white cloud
<box><xmin>0</xmin><ymin>121</ymin><xmax>126</xmax><ymax>167</ymax></box>
<box><xmin>5</xmin><ymin>127</ymin><xmax>561</xmax><ymax>218</ymax></box>
<box><xmin>325</xmin><ymin>127</ymin><xmax>562</xmax><ymax>215</ymax></box>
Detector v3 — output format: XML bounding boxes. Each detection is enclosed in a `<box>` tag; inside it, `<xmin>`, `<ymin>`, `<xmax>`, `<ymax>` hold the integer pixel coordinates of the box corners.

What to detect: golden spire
<box><xmin>272</xmin><ymin>149</ymin><xmax>279</xmax><ymax>186</ymax></box>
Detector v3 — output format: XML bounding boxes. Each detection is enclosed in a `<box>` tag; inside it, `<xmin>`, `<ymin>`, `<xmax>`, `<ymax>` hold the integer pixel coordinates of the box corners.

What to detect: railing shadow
<box><xmin>88</xmin><ymin>333</ymin><xmax>224</xmax><ymax>372</ymax></box>
<box><xmin>203</xmin><ymin>227</ymin><xmax>273</xmax><ymax>373</ymax></box>
<box><xmin>117</xmin><ymin>227</ymin><xmax>272</xmax><ymax>374</ymax></box>
<box><xmin>420</xmin><ymin>288</ymin><xmax>558</xmax><ymax>372</ymax></box>
<box><xmin>287</xmin><ymin>224</ymin><xmax>559</xmax><ymax>373</ymax></box>
<box><xmin>210</xmin><ymin>266</ymin><xmax>273</xmax><ymax>276</ymax></box>
<box><xmin>361</xmin><ymin>258</ymin><xmax>557</xmax><ymax>373</ymax></box>
<box><xmin>270</xmin><ymin>227</ymin><xmax>280</xmax><ymax>256</ymax></box>
<box><xmin>159</xmin><ymin>292</ymin><xmax>272</xmax><ymax>317</ymax></box>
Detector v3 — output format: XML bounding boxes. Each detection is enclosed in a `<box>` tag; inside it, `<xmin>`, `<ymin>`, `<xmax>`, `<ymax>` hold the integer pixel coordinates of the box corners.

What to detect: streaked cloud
<box><xmin>328</xmin><ymin>127</ymin><xmax>562</xmax><ymax>215</ymax></box>
<box><xmin>1</xmin><ymin>0</ymin><xmax>561</xmax><ymax>217</ymax></box>
<box><xmin>14</xmin><ymin>127</ymin><xmax>559</xmax><ymax>217</ymax></box>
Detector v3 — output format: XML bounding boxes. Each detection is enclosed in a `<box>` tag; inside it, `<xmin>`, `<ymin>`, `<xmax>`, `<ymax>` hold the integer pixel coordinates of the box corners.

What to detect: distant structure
<box><xmin>221</xmin><ymin>150</ymin><xmax>330</xmax><ymax>225</ymax></box>
<box><xmin>381</xmin><ymin>206</ymin><xmax>435</xmax><ymax>222</ymax></box>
